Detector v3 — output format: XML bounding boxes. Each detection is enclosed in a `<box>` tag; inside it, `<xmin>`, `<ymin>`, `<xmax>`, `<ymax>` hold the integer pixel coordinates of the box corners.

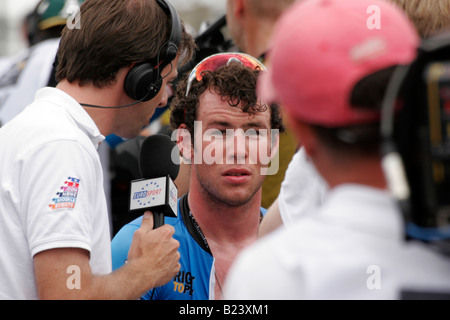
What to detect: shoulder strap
<box><xmin>179</xmin><ymin>193</ymin><xmax>264</xmax><ymax>255</ymax></box>
<box><xmin>179</xmin><ymin>193</ymin><xmax>212</xmax><ymax>255</ymax></box>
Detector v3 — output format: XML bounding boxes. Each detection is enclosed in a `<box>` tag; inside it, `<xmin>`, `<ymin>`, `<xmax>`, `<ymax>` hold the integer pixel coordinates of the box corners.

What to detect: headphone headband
<box><xmin>124</xmin><ymin>0</ymin><xmax>182</xmax><ymax>102</ymax></box>
<box><xmin>156</xmin><ymin>0</ymin><xmax>181</xmax><ymax>63</ymax></box>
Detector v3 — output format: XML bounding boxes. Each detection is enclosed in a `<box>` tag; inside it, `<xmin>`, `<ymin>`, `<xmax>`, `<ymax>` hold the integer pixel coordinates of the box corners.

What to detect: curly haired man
<box><xmin>111</xmin><ymin>53</ymin><xmax>284</xmax><ymax>300</ymax></box>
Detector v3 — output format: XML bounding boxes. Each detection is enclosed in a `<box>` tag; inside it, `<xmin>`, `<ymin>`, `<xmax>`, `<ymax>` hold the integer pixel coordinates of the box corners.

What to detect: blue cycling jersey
<box><xmin>111</xmin><ymin>194</ymin><xmax>266</xmax><ymax>300</ymax></box>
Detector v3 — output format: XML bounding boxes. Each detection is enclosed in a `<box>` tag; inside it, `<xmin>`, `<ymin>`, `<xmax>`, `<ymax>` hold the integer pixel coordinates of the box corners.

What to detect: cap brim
<box><xmin>38</xmin><ymin>17</ymin><xmax>67</xmax><ymax>31</ymax></box>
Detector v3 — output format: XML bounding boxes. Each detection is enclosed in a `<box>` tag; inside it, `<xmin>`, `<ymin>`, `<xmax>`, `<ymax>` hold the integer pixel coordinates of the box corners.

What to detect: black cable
<box><xmin>80</xmin><ymin>100</ymin><xmax>143</xmax><ymax>109</ymax></box>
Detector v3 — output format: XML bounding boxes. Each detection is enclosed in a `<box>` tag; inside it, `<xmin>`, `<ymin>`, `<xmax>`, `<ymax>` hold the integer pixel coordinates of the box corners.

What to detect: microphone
<box><xmin>129</xmin><ymin>134</ymin><xmax>180</xmax><ymax>229</ymax></box>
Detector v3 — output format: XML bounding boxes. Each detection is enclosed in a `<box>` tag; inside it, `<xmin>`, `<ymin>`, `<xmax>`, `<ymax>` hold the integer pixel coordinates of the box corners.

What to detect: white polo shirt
<box><xmin>225</xmin><ymin>185</ymin><xmax>450</xmax><ymax>299</ymax></box>
<box><xmin>0</xmin><ymin>87</ymin><xmax>112</xmax><ymax>299</ymax></box>
<box><xmin>278</xmin><ymin>148</ymin><xmax>328</xmax><ymax>226</ymax></box>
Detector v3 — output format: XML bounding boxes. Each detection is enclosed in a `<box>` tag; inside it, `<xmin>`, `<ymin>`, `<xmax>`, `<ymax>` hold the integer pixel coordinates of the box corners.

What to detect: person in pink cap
<box><xmin>259</xmin><ymin>0</ymin><xmax>450</xmax><ymax>238</ymax></box>
<box><xmin>224</xmin><ymin>0</ymin><xmax>450</xmax><ymax>299</ymax></box>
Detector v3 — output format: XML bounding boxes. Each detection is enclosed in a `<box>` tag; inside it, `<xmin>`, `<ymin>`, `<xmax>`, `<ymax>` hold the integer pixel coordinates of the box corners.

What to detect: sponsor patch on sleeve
<box><xmin>48</xmin><ymin>177</ymin><xmax>80</xmax><ymax>210</ymax></box>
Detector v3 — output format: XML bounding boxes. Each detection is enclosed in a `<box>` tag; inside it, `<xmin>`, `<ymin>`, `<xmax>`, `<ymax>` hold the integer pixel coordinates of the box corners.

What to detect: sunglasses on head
<box><xmin>185</xmin><ymin>52</ymin><xmax>266</xmax><ymax>97</ymax></box>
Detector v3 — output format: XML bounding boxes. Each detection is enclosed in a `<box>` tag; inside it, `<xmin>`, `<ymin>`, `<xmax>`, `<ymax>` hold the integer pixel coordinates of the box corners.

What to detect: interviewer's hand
<box><xmin>127</xmin><ymin>211</ymin><xmax>180</xmax><ymax>289</ymax></box>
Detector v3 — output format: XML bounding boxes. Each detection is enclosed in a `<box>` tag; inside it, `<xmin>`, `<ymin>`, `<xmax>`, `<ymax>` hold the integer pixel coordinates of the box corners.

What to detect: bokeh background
<box><xmin>0</xmin><ymin>0</ymin><xmax>227</xmax><ymax>57</ymax></box>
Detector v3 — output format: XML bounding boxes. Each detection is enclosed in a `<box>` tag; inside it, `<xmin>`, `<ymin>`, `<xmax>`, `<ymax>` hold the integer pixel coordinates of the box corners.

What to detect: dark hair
<box><xmin>56</xmin><ymin>0</ymin><xmax>196</xmax><ymax>88</ymax></box>
<box><xmin>170</xmin><ymin>61</ymin><xmax>285</xmax><ymax>140</ymax></box>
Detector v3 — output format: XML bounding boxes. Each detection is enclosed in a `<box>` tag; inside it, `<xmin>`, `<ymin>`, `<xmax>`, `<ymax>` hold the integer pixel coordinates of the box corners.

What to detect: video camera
<box><xmin>382</xmin><ymin>32</ymin><xmax>450</xmax><ymax>251</ymax></box>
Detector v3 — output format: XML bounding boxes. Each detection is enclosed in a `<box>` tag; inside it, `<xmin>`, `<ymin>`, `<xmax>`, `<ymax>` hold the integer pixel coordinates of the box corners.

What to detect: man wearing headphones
<box><xmin>0</xmin><ymin>0</ymin><xmax>196</xmax><ymax>300</ymax></box>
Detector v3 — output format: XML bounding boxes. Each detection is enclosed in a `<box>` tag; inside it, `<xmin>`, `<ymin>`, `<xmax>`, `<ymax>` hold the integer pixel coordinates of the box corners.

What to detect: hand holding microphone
<box><xmin>125</xmin><ymin>134</ymin><xmax>181</xmax><ymax>292</ymax></box>
<box><xmin>126</xmin><ymin>210</ymin><xmax>181</xmax><ymax>290</ymax></box>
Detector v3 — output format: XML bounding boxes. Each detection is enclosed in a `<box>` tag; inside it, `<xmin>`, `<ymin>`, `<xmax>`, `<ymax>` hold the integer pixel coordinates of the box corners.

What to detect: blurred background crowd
<box><xmin>0</xmin><ymin>0</ymin><xmax>225</xmax><ymax>57</ymax></box>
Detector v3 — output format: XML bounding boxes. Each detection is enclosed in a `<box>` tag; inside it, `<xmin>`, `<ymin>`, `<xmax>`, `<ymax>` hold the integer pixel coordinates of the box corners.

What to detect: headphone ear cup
<box><xmin>124</xmin><ymin>62</ymin><xmax>162</xmax><ymax>102</ymax></box>
<box><xmin>165</xmin><ymin>43</ymin><xmax>178</xmax><ymax>63</ymax></box>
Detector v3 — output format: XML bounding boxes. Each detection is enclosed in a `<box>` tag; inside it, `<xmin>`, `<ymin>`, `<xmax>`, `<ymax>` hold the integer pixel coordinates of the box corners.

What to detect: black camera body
<box><xmin>386</xmin><ymin>33</ymin><xmax>450</xmax><ymax>245</ymax></box>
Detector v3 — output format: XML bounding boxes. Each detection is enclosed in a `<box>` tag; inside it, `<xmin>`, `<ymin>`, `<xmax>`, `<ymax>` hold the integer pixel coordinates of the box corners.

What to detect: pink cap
<box><xmin>259</xmin><ymin>0</ymin><xmax>420</xmax><ymax>127</ymax></box>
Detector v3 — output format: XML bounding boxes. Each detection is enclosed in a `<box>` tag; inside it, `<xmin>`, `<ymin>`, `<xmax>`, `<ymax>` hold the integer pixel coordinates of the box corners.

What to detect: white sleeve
<box><xmin>224</xmin><ymin>233</ymin><xmax>301</xmax><ymax>300</ymax></box>
<box><xmin>278</xmin><ymin>148</ymin><xmax>328</xmax><ymax>226</ymax></box>
<box><xmin>224</xmin><ymin>251</ymin><xmax>264</xmax><ymax>299</ymax></box>
<box><xmin>19</xmin><ymin>139</ymin><xmax>98</xmax><ymax>257</ymax></box>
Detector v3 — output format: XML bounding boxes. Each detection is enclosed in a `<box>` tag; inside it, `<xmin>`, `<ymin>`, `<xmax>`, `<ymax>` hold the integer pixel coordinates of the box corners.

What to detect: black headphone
<box><xmin>80</xmin><ymin>0</ymin><xmax>182</xmax><ymax>109</ymax></box>
<box><xmin>123</xmin><ymin>0</ymin><xmax>182</xmax><ymax>102</ymax></box>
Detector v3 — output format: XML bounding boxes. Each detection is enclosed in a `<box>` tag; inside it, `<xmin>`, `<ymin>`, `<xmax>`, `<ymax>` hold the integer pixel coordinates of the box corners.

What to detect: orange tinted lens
<box><xmin>194</xmin><ymin>54</ymin><xmax>264</xmax><ymax>81</ymax></box>
<box><xmin>186</xmin><ymin>53</ymin><xmax>266</xmax><ymax>97</ymax></box>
